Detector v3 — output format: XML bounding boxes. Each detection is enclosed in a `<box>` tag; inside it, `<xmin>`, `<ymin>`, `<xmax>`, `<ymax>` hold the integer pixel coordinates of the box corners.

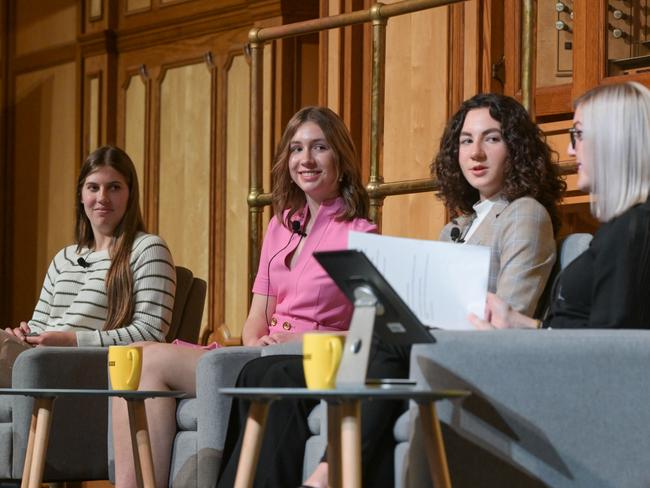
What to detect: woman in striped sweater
<box><xmin>0</xmin><ymin>145</ymin><xmax>175</xmax><ymax>386</ymax></box>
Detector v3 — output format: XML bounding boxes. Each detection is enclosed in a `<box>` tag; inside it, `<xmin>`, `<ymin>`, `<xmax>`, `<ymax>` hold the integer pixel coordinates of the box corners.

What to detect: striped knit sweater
<box><xmin>27</xmin><ymin>233</ymin><xmax>176</xmax><ymax>346</ymax></box>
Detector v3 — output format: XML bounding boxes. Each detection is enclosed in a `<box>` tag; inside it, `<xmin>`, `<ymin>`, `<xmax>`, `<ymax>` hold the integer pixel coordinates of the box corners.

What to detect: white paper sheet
<box><xmin>347</xmin><ymin>232</ymin><xmax>490</xmax><ymax>330</ymax></box>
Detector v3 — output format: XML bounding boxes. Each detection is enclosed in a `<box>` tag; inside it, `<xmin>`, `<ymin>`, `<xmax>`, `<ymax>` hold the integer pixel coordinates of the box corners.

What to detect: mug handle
<box><xmin>325</xmin><ymin>338</ymin><xmax>343</xmax><ymax>387</ymax></box>
<box><xmin>127</xmin><ymin>349</ymin><xmax>141</xmax><ymax>387</ymax></box>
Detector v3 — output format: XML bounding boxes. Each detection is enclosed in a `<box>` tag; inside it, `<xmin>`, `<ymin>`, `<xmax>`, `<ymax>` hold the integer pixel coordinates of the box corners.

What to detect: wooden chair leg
<box><xmin>418</xmin><ymin>402</ymin><xmax>452</xmax><ymax>488</ymax></box>
<box><xmin>27</xmin><ymin>398</ymin><xmax>55</xmax><ymax>488</ymax></box>
<box><xmin>234</xmin><ymin>401</ymin><xmax>270</xmax><ymax>488</ymax></box>
<box><xmin>339</xmin><ymin>400</ymin><xmax>361</xmax><ymax>488</ymax></box>
<box><xmin>327</xmin><ymin>403</ymin><xmax>342</xmax><ymax>488</ymax></box>
<box><xmin>20</xmin><ymin>401</ymin><xmax>39</xmax><ymax>488</ymax></box>
<box><xmin>126</xmin><ymin>399</ymin><xmax>156</xmax><ymax>488</ymax></box>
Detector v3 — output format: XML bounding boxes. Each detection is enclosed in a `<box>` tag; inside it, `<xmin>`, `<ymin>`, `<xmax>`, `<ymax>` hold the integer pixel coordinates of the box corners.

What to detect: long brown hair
<box><xmin>432</xmin><ymin>93</ymin><xmax>566</xmax><ymax>234</ymax></box>
<box><xmin>75</xmin><ymin>145</ymin><xmax>145</xmax><ymax>330</ymax></box>
<box><xmin>271</xmin><ymin>106</ymin><xmax>370</xmax><ymax>226</ymax></box>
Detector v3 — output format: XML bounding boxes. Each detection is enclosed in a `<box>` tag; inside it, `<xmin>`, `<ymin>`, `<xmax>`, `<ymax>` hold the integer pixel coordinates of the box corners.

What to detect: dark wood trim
<box><xmin>447</xmin><ymin>1</ymin><xmax>464</xmax><ymax>116</ymax></box>
<box><xmin>209</xmin><ymin>54</ymin><xmax>227</xmax><ymax>343</ymax></box>
<box><xmin>116</xmin><ymin>4</ymin><xmax>283</xmax><ymax>53</ymax></box>
<box><xmin>118</xmin><ymin>0</ymin><xmax>313</xmax><ymax>32</ymax></box>
<box><xmin>3</xmin><ymin>0</ymin><xmax>17</xmax><ymax>322</ymax></box>
<box><xmin>147</xmin><ymin>65</ymin><xmax>162</xmax><ymax>233</ymax></box>
<box><xmin>13</xmin><ymin>43</ymin><xmax>77</xmax><ymax>75</ymax></box>
<box><xmin>481</xmin><ymin>0</ymin><xmax>504</xmax><ymax>93</ymax></box>
<box><xmin>342</xmin><ymin>0</ymin><xmax>364</xmax><ymax>166</ymax></box>
<box><xmin>106</xmin><ymin>50</ymin><xmax>118</xmax><ymax>144</ymax></box>
<box><xmin>79</xmin><ymin>30</ymin><xmax>118</xmax><ymax>57</ymax></box>
<box><xmin>273</xmin><ymin>37</ymin><xmax>299</xmax><ymax>143</ymax></box>
<box><xmin>318</xmin><ymin>0</ymin><xmax>329</xmax><ymax>105</ymax></box>
<box><xmin>0</xmin><ymin>0</ymin><xmax>11</xmax><ymax>323</ymax></box>
<box><xmin>158</xmin><ymin>0</ymin><xmax>193</xmax><ymax>9</ymax></box>
<box><xmin>503</xmin><ymin>0</ymin><xmax>520</xmax><ymax>98</ymax></box>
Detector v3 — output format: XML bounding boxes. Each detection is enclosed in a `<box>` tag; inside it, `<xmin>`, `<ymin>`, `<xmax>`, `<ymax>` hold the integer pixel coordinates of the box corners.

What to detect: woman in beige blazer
<box><xmin>435</xmin><ymin>93</ymin><xmax>565</xmax><ymax>317</ymax></box>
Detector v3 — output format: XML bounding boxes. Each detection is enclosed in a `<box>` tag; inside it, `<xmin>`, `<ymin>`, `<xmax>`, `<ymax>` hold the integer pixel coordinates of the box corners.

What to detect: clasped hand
<box><xmin>468</xmin><ymin>293</ymin><xmax>538</xmax><ymax>330</ymax></box>
<box><xmin>4</xmin><ymin>322</ymin><xmax>77</xmax><ymax>346</ymax></box>
<box><xmin>254</xmin><ymin>331</ymin><xmax>300</xmax><ymax>346</ymax></box>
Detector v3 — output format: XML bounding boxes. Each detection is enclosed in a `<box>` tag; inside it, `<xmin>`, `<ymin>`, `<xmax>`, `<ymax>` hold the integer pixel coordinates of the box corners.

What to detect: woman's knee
<box><xmin>139</xmin><ymin>343</ymin><xmax>181</xmax><ymax>385</ymax></box>
<box><xmin>237</xmin><ymin>355</ymin><xmax>303</xmax><ymax>388</ymax></box>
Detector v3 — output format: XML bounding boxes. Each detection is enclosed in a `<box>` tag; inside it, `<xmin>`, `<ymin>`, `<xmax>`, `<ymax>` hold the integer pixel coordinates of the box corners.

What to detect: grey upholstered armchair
<box><xmin>0</xmin><ymin>266</ymin><xmax>205</xmax><ymax>484</ymax></box>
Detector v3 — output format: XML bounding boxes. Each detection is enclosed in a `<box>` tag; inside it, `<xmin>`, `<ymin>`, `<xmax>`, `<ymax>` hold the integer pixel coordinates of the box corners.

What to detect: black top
<box><xmin>545</xmin><ymin>199</ymin><xmax>650</xmax><ymax>329</ymax></box>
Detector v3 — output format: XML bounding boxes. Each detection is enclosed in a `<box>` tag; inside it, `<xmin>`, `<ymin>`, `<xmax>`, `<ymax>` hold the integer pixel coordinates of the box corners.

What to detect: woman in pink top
<box><xmin>113</xmin><ymin>106</ymin><xmax>376</xmax><ymax>488</ymax></box>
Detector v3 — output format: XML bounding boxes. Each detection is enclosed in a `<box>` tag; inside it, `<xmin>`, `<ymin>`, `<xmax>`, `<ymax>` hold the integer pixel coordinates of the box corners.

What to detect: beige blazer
<box><xmin>440</xmin><ymin>197</ymin><xmax>556</xmax><ymax>316</ymax></box>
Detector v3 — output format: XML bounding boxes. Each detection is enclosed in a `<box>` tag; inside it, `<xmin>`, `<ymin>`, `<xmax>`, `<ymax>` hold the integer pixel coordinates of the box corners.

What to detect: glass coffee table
<box><xmin>221</xmin><ymin>386</ymin><xmax>469</xmax><ymax>488</ymax></box>
<box><xmin>0</xmin><ymin>388</ymin><xmax>186</xmax><ymax>488</ymax></box>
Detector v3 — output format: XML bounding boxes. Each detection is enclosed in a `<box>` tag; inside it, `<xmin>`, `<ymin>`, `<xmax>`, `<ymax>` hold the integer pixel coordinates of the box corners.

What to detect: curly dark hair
<box><xmin>432</xmin><ymin>93</ymin><xmax>566</xmax><ymax>234</ymax></box>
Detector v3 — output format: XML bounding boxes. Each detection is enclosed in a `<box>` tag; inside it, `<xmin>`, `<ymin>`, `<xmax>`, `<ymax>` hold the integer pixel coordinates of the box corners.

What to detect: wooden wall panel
<box><xmin>126</xmin><ymin>0</ymin><xmax>151</xmax><ymax>12</ymax></box>
<box><xmin>300</xmin><ymin>41</ymin><xmax>319</xmax><ymax>107</ymax></box>
<box><xmin>462</xmin><ymin>0</ymin><xmax>480</xmax><ymax>100</ymax></box>
<box><xmin>82</xmin><ymin>53</ymin><xmax>117</xmax><ymax>158</ymax></box>
<box><xmin>381</xmin><ymin>5</ymin><xmax>450</xmax><ymax>240</ymax></box>
<box><xmin>124</xmin><ymin>74</ymin><xmax>147</xmax><ymax>210</ymax></box>
<box><xmin>158</xmin><ymin>62</ymin><xmax>212</xmax><ymax>334</ymax></box>
<box><xmin>89</xmin><ymin>0</ymin><xmax>103</xmax><ymax>20</ymax></box>
<box><xmin>326</xmin><ymin>0</ymin><xmax>343</xmax><ymax>112</ymax></box>
<box><xmin>15</xmin><ymin>0</ymin><xmax>76</xmax><ymax>56</ymax></box>
<box><xmin>88</xmin><ymin>76</ymin><xmax>100</xmax><ymax>151</ymax></box>
<box><xmin>224</xmin><ymin>55</ymin><xmax>250</xmax><ymax>337</ymax></box>
<box><xmin>12</xmin><ymin>62</ymin><xmax>77</xmax><ymax>321</ymax></box>
<box><xmin>0</xmin><ymin>0</ymin><xmax>8</xmax><ymax>324</ymax></box>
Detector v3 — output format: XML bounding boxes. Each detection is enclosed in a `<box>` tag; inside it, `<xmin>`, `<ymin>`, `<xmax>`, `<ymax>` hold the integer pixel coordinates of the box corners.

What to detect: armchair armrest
<box><xmin>6</xmin><ymin>347</ymin><xmax>109</xmax><ymax>480</ymax></box>
<box><xmin>12</xmin><ymin>347</ymin><xmax>108</xmax><ymax>388</ymax></box>
<box><xmin>195</xmin><ymin>346</ymin><xmax>262</xmax><ymax>487</ymax></box>
<box><xmin>193</xmin><ymin>342</ymin><xmax>303</xmax><ymax>486</ymax></box>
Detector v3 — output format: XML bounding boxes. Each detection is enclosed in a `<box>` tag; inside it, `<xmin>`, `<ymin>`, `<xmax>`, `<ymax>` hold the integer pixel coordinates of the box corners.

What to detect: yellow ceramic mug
<box><xmin>303</xmin><ymin>333</ymin><xmax>344</xmax><ymax>390</ymax></box>
<box><xmin>108</xmin><ymin>345</ymin><xmax>143</xmax><ymax>390</ymax></box>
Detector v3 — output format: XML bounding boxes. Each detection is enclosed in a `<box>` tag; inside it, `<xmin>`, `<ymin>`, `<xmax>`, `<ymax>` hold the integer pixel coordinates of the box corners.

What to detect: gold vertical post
<box><xmin>248</xmin><ymin>29</ymin><xmax>265</xmax><ymax>297</ymax></box>
<box><xmin>368</xmin><ymin>3</ymin><xmax>388</xmax><ymax>227</ymax></box>
<box><xmin>521</xmin><ymin>0</ymin><xmax>536</xmax><ymax>118</ymax></box>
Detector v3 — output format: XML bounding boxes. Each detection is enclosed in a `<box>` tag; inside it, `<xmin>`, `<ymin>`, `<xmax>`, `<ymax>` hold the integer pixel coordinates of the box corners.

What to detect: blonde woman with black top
<box><xmin>0</xmin><ymin>145</ymin><xmax>175</xmax><ymax>386</ymax></box>
<box><xmin>473</xmin><ymin>82</ymin><xmax>650</xmax><ymax>330</ymax></box>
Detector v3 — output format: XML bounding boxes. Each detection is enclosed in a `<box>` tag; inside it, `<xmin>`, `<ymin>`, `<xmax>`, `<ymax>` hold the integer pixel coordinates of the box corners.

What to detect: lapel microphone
<box><xmin>450</xmin><ymin>226</ymin><xmax>465</xmax><ymax>243</ymax></box>
<box><xmin>291</xmin><ymin>220</ymin><xmax>307</xmax><ymax>237</ymax></box>
<box><xmin>77</xmin><ymin>257</ymin><xmax>91</xmax><ymax>268</ymax></box>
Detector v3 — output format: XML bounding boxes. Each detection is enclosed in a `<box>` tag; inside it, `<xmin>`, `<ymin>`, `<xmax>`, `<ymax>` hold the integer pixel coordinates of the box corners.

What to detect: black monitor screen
<box><xmin>314</xmin><ymin>249</ymin><xmax>435</xmax><ymax>345</ymax></box>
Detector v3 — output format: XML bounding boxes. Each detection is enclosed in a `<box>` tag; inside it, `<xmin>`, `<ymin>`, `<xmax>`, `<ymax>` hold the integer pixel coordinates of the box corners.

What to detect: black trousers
<box><xmin>217</xmin><ymin>341</ymin><xmax>411</xmax><ymax>488</ymax></box>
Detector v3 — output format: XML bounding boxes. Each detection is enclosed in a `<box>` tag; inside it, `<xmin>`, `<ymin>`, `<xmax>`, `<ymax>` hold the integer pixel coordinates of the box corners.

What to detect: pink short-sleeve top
<box><xmin>252</xmin><ymin>197</ymin><xmax>377</xmax><ymax>334</ymax></box>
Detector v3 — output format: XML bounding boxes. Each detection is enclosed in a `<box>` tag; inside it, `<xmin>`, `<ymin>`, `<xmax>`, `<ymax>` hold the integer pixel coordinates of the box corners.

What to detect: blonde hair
<box><xmin>575</xmin><ymin>82</ymin><xmax>650</xmax><ymax>221</ymax></box>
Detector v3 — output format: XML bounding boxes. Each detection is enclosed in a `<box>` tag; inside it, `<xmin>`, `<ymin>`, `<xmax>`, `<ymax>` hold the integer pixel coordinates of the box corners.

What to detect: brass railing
<box><xmin>247</xmin><ymin>0</ymin><xmax>537</xmax><ymax>287</ymax></box>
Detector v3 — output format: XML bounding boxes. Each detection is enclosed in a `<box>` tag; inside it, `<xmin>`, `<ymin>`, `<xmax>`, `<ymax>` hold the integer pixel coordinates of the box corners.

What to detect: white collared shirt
<box><xmin>462</xmin><ymin>195</ymin><xmax>503</xmax><ymax>243</ymax></box>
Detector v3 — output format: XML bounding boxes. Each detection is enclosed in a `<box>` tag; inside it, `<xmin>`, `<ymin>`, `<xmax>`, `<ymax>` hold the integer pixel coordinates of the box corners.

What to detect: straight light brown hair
<box><xmin>75</xmin><ymin>145</ymin><xmax>145</xmax><ymax>330</ymax></box>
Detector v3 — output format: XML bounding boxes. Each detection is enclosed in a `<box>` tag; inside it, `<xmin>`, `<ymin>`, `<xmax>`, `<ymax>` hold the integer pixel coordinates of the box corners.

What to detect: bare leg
<box><xmin>302</xmin><ymin>462</ymin><xmax>328</xmax><ymax>488</ymax></box>
<box><xmin>113</xmin><ymin>342</ymin><xmax>206</xmax><ymax>488</ymax></box>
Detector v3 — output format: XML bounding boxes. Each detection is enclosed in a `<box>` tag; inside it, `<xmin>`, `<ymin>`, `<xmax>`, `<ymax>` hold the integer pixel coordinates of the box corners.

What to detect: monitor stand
<box><xmin>335</xmin><ymin>284</ymin><xmax>383</xmax><ymax>388</ymax></box>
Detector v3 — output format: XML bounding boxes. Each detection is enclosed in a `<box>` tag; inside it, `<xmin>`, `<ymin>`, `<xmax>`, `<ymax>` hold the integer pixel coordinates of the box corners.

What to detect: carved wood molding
<box><xmin>79</xmin><ymin>29</ymin><xmax>118</xmax><ymax>57</ymax></box>
<box><xmin>13</xmin><ymin>43</ymin><xmax>77</xmax><ymax>75</ymax></box>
